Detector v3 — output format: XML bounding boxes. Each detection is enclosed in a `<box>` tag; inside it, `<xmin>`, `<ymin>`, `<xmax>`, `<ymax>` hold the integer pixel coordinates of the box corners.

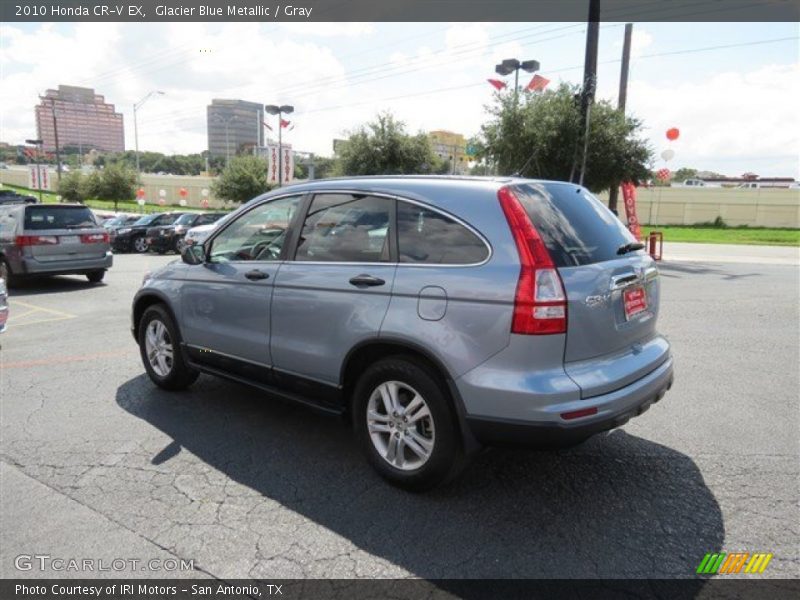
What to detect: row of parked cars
<box><xmin>103</xmin><ymin>211</ymin><xmax>227</xmax><ymax>254</ymax></box>
<box><xmin>0</xmin><ymin>198</ymin><xmax>229</xmax><ymax>289</ymax></box>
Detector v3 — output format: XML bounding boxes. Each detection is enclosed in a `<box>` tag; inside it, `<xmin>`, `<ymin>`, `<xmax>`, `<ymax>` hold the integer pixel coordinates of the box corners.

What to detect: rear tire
<box><xmin>0</xmin><ymin>258</ymin><xmax>18</xmax><ymax>288</ymax></box>
<box><xmin>352</xmin><ymin>356</ymin><xmax>465</xmax><ymax>491</ymax></box>
<box><xmin>138</xmin><ymin>304</ymin><xmax>199</xmax><ymax>391</ymax></box>
<box><xmin>86</xmin><ymin>270</ymin><xmax>105</xmax><ymax>283</ymax></box>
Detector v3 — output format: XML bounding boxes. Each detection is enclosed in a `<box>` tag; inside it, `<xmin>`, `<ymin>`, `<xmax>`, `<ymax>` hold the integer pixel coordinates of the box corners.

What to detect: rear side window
<box><xmin>512</xmin><ymin>183</ymin><xmax>637</xmax><ymax>267</ymax></box>
<box><xmin>295</xmin><ymin>194</ymin><xmax>391</xmax><ymax>263</ymax></box>
<box><xmin>24</xmin><ymin>206</ymin><xmax>96</xmax><ymax>230</ymax></box>
<box><xmin>397</xmin><ymin>201</ymin><xmax>488</xmax><ymax>265</ymax></box>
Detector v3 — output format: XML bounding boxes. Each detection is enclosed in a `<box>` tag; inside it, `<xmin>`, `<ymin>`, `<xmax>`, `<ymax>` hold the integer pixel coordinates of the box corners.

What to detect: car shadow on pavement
<box><xmin>8</xmin><ymin>276</ymin><xmax>106</xmax><ymax>296</ymax></box>
<box><xmin>116</xmin><ymin>374</ymin><xmax>723</xmax><ymax>583</ymax></box>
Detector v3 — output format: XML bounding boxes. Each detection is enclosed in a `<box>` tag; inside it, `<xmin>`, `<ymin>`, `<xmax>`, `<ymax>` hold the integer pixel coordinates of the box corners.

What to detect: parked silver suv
<box><xmin>0</xmin><ymin>203</ymin><xmax>113</xmax><ymax>286</ymax></box>
<box><xmin>132</xmin><ymin>177</ymin><xmax>673</xmax><ymax>490</ymax></box>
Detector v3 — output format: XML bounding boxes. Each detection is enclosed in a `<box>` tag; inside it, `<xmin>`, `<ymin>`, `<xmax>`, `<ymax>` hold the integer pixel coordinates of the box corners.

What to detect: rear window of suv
<box><xmin>24</xmin><ymin>206</ymin><xmax>97</xmax><ymax>230</ymax></box>
<box><xmin>512</xmin><ymin>183</ymin><xmax>638</xmax><ymax>267</ymax></box>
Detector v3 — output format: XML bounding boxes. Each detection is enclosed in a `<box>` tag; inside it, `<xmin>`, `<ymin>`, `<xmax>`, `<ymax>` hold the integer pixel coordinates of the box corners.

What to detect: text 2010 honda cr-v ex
<box><xmin>131</xmin><ymin>177</ymin><xmax>673</xmax><ymax>490</ymax></box>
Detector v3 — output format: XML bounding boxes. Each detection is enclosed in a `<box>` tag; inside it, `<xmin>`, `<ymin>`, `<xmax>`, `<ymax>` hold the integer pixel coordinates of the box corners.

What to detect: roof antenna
<box><xmin>511</xmin><ymin>149</ymin><xmax>538</xmax><ymax>178</ymax></box>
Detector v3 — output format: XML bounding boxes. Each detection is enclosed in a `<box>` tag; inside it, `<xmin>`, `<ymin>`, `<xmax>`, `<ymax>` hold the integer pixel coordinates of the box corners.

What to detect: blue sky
<box><xmin>1</xmin><ymin>21</ymin><xmax>798</xmax><ymax>176</ymax></box>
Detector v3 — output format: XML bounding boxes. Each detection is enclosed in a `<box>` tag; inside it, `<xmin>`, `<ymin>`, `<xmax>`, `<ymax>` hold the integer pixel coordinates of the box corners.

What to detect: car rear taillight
<box><xmin>15</xmin><ymin>235</ymin><xmax>59</xmax><ymax>246</ymax></box>
<box><xmin>80</xmin><ymin>232</ymin><xmax>109</xmax><ymax>244</ymax></box>
<box><xmin>498</xmin><ymin>186</ymin><xmax>567</xmax><ymax>335</ymax></box>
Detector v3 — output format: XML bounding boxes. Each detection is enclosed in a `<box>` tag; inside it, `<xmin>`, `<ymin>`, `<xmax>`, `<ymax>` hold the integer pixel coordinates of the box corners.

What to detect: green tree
<box><xmin>212</xmin><ymin>155</ymin><xmax>272</xmax><ymax>204</ymax></box>
<box><xmin>91</xmin><ymin>163</ymin><xmax>138</xmax><ymax>211</ymax></box>
<box><xmin>476</xmin><ymin>83</ymin><xmax>652</xmax><ymax>193</ymax></box>
<box><xmin>336</xmin><ymin>113</ymin><xmax>442</xmax><ymax>176</ymax></box>
<box><xmin>57</xmin><ymin>171</ymin><xmax>88</xmax><ymax>203</ymax></box>
<box><xmin>672</xmin><ymin>167</ymin><xmax>698</xmax><ymax>182</ymax></box>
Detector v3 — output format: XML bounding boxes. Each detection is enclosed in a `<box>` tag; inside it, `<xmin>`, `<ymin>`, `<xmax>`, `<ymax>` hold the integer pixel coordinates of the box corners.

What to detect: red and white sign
<box><xmin>28</xmin><ymin>165</ymin><xmax>50</xmax><ymax>190</ymax></box>
<box><xmin>623</xmin><ymin>287</ymin><xmax>648</xmax><ymax>320</ymax></box>
<box><xmin>620</xmin><ymin>181</ymin><xmax>641</xmax><ymax>240</ymax></box>
<box><xmin>266</xmin><ymin>144</ymin><xmax>294</xmax><ymax>184</ymax></box>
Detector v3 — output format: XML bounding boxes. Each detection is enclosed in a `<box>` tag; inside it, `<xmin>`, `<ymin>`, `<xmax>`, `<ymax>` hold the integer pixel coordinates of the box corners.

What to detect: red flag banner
<box><xmin>487</xmin><ymin>79</ymin><xmax>507</xmax><ymax>91</ymax></box>
<box><xmin>280</xmin><ymin>119</ymin><xmax>291</xmax><ymax>128</ymax></box>
<box><xmin>526</xmin><ymin>74</ymin><xmax>550</xmax><ymax>92</ymax></box>
<box><xmin>621</xmin><ymin>182</ymin><xmax>641</xmax><ymax>240</ymax></box>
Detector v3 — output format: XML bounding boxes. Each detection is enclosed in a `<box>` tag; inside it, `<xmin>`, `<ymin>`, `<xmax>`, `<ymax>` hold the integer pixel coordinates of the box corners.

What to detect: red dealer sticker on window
<box><xmin>623</xmin><ymin>286</ymin><xmax>648</xmax><ymax>320</ymax></box>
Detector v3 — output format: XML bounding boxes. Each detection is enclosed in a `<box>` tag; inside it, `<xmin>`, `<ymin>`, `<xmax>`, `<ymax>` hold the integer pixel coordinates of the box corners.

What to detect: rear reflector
<box><xmin>560</xmin><ymin>407</ymin><xmax>598</xmax><ymax>420</ymax></box>
<box><xmin>80</xmin><ymin>232</ymin><xmax>109</xmax><ymax>244</ymax></box>
<box><xmin>498</xmin><ymin>186</ymin><xmax>567</xmax><ymax>334</ymax></box>
<box><xmin>15</xmin><ymin>235</ymin><xmax>58</xmax><ymax>246</ymax></box>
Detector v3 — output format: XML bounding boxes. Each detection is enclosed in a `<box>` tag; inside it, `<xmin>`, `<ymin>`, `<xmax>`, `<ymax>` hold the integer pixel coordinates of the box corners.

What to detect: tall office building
<box><xmin>35</xmin><ymin>85</ymin><xmax>124</xmax><ymax>153</ymax></box>
<box><xmin>207</xmin><ymin>99</ymin><xmax>264</xmax><ymax>159</ymax></box>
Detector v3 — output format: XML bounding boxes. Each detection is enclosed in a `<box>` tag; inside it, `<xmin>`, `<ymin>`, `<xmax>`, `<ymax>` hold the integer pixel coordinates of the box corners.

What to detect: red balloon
<box><xmin>136</xmin><ymin>188</ymin><xmax>145</xmax><ymax>198</ymax></box>
<box><xmin>179</xmin><ymin>187</ymin><xmax>188</xmax><ymax>197</ymax></box>
<box><xmin>666</xmin><ymin>128</ymin><xmax>680</xmax><ymax>141</ymax></box>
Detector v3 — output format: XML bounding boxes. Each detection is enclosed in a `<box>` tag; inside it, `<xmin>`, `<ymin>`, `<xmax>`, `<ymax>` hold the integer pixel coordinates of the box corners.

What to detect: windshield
<box><xmin>132</xmin><ymin>214</ymin><xmax>159</xmax><ymax>226</ymax></box>
<box><xmin>174</xmin><ymin>213</ymin><xmax>197</xmax><ymax>226</ymax></box>
<box><xmin>24</xmin><ymin>206</ymin><xmax>97</xmax><ymax>230</ymax></box>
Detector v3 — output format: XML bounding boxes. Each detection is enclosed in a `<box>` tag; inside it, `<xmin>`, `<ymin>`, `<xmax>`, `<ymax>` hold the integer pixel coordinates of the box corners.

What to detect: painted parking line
<box><xmin>0</xmin><ymin>349</ymin><xmax>135</xmax><ymax>370</ymax></box>
<box><xmin>6</xmin><ymin>300</ymin><xmax>77</xmax><ymax>327</ymax></box>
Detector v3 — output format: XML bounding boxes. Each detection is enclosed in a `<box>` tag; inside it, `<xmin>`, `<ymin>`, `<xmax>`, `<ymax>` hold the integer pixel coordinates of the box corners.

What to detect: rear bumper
<box><xmin>461</xmin><ymin>354</ymin><xmax>674</xmax><ymax>446</ymax></box>
<box><xmin>17</xmin><ymin>252</ymin><xmax>113</xmax><ymax>276</ymax></box>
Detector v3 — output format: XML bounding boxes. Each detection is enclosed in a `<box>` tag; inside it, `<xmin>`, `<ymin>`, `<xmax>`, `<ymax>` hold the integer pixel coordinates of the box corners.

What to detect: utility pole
<box><xmin>608</xmin><ymin>22</ymin><xmax>633</xmax><ymax>215</ymax></box>
<box><xmin>572</xmin><ymin>0</ymin><xmax>600</xmax><ymax>185</ymax></box>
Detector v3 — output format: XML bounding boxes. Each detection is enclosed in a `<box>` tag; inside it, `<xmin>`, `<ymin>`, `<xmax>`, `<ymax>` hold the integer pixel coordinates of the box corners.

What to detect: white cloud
<box><xmin>279</xmin><ymin>23</ymin><xmax>374</xmax><ymax>37</ymax></box>
<box><xmin>627</xmin><ymin>62</ymin><xmax>800</xmax><ymax>176</ymax></box>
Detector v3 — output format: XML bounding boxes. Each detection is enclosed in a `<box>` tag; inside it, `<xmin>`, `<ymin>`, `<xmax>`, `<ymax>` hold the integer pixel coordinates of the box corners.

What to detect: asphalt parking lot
<box><xmin>0</xmin><ymin>251</ymin><xmax>798</xmax><ymax>580</ymax></box>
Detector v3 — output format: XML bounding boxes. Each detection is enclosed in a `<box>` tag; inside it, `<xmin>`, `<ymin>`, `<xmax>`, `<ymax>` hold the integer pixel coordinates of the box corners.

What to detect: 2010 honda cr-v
<box><xmin>131</xmin><ymin>177</ymin><xmax>674</xmax><ymax>490</ymax></box>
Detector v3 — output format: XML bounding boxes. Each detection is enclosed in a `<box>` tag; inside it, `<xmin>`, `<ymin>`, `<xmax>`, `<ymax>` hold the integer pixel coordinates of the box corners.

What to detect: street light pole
<box><xmin>133</xmin><ymin>90</ymin><xmax>165</xmax><ymax>174</ymax></box>
<box><xmin>265</xmin><ymin>104</ymin><xmax>294</xmax><ymax>187</ymax></box>
<box><xmin>25</xmin><ymin>139</ymin><xmax>44</xmax><ymax>203</ymax></box>
<box><xmin>495</xmin><ymin>58</ymin><xmax>540</xmax><ymax>104</ymax></box>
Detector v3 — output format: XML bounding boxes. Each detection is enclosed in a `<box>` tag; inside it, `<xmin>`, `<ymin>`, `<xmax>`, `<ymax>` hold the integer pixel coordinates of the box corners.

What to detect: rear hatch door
<box><xmin>23</xmin><ymin>204</ymin><xmax>108</xmax><ymax>261</ymax></box>
<box><xmin>512</xmin><ymin>182</ymin><xmax>669</xmax><ymax>398</ymax></box>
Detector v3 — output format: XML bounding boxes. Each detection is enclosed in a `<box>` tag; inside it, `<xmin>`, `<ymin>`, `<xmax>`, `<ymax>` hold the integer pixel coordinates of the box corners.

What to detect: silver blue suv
<box><xmin>132</xmin><ymin>177</ymin><xmax>673</xmax><ymax>490</ymax></box>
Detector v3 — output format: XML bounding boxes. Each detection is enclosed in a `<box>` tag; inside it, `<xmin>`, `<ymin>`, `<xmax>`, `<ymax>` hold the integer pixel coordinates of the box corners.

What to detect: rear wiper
<box><xmin>617</xmin><ymin>242</ymin><xmax>645</xmax><ymax>255</ymax></box>
<box><xmin>65</xmin><ymin>224</ymin><xmax>94</xmax><ymax>229</ymax></box>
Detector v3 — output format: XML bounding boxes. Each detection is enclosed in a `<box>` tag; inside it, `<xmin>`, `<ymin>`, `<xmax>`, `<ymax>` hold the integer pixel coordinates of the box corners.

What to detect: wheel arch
<box><xmin>340</xmin><ymin>337</ymin><xmax>480</xmax><ymax>452</ymax></box>
<box><xmin>132</xmin><ymin>291</ymin><xmax>180</xmax><ymax>344</ymax></box>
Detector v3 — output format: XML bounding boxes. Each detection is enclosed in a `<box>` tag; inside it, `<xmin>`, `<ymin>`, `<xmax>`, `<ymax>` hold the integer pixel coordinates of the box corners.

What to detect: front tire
<box><xmin>138</xmin><ymin>304</ymin><xmax>199</xmax><ymax>390</ymax></box>
<box><xmin>353</xmin><ymin>356</ymin><xmax>465</xmax><ymax>491</ymax></box>
<box><xmin>133</xmin><ymin>236</ymin><xmax>149</xmax><ymax>253</ymax></box>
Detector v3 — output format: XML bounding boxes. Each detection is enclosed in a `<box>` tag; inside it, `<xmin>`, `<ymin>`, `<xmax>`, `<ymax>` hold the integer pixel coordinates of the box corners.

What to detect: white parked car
<box><xmin>181</xmin><ymin>213</ymin><xmax>233</xmax><ymax>250</ymax></box>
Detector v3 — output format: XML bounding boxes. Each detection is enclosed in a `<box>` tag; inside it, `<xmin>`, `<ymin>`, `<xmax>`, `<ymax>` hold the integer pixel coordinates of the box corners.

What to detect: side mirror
<box><xmin>181</xmin><ymin>243</ymin><xmax>206</xmax><ymax>265</ymax></box>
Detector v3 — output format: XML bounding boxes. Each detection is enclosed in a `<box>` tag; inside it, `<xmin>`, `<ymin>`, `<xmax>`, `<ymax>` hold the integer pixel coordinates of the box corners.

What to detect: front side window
<box><xmin>295</xmin><ymin>194</ymin><xmax>392</xmax><ymax>263</ymax></box>
<box><xmin>209</xmin><ymin>196</ymin><xmax>300</xmax><ymax>262</ymax></box>
<box><xmin>397</xmin><ymin>201</ymin><xmax>488</xmax><ymax>265</ymax></box>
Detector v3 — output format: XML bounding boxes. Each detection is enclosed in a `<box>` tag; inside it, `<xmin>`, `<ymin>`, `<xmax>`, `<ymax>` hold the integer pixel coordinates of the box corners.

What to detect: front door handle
<box><xmin>245</xmin><ymin>269</ymin><xmax>269</xmax><ymax>281</ymax></box>
<box><xmin>349</xmin><ymin>274</ymin><xmax>385</xmax><ymax>287</ymax></box>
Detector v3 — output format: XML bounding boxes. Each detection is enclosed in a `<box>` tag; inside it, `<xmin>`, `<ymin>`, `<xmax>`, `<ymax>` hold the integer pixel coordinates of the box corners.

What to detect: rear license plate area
<box><xmin>623</xmin><ymin>286</ymin><xmax>647</xmax><ymax>320</ymax></box>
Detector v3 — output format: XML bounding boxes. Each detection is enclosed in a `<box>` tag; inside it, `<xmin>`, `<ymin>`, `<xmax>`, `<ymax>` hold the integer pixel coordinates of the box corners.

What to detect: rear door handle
<box><xmin>245</xmin><ymin>269</ymin><xmax>269</xmax><ymax>281</ymax></box>
<box><xmin>349</xmin><ymin>274</ymin><xmax>385</xmax><ymax>287</ymax></box>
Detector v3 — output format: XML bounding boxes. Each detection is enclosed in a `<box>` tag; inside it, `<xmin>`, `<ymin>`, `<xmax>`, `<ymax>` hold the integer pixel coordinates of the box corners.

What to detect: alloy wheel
<box><xmin>145</xmin><ymin>319</ymin><xmax>174</xmax><ymax>377</ymax></box>
<box><xmin>366</xmin><ymin>381</ymin><xmax>435</xmax><ymax>471</ymax></box>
